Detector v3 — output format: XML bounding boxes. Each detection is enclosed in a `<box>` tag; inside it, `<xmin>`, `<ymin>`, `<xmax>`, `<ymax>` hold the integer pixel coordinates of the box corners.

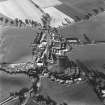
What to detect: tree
<box><xmin>64</xmin><ymin>18</ymin><xmax>71</xmax><ymax>24</ymax></box>
<box><xmin>15</xmin><ymin>18</ymin><xmax>19</xmax><ymax>26</ymax></box>
<box><xmin>5</xmin><ymin>18</ymin><xmax>9</xmax><ymax>24</ymax></box>
<box><xmin>33</xmin><ymin>21</ymin><xmax>38</xmax><ymax>27</ymax></box>
<box><xmin>84</xmin><ymin>15</ymin><xmax>90</xmax><ymax>20</ymax></box>
<box><xmin>25</xmin><ymin>19</ymin><xmax>29</xmax><ymax>25</ymax></box>
<box><xmin>31</xmin><ymin>20</ymin><xmax>34</xmax><ymax>27</ymax></box>
<box><xmin>87</xmin><ymin>13</ymin><xmax>92</xmax><ymax>17</ymax></box>
<box><xmin>0</xmin><ymin>17</ymin><xmax>3</xmax><ymax>21</ymax></box>
<box><xmin>75</xmin><ymin>16</ymin><xmax>81</xmax><ymax>22</ymax></box>
<box><xmin>93</xmin><ymin>9</ymin><xmax>99</xmax><ymax>14</ymax></box>
<box><xmin>10</xmin><ymin>20</ymin><xmax>14</xmax><ymax>25</ymax></box>
<box><xmin>99</xmin><ymin>7</ymin><xmax>104</xmax><ymax>12</ymax></box>
<box><xmin>18</xmin><ymin>19</ymin><xmax>23</xmax><ymax>27</ymax></box>
<box><xmin>83</xmin><ymin>33</ymin><xmax>91</xmax><ymax>43</ymax></box>
<box><xmin>61</xmin><ymin>102</ymin><xmax>68</xmax><ymax>105</ymax></box>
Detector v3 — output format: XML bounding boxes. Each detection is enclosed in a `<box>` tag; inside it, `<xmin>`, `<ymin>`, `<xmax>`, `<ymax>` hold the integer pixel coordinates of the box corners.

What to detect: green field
<box><xmin>0</xmin><ymin>72</ymin><xmax>103</xmax><ymax>105</ymax></box>
<box><xmin>56</xmin><ymin>0</ymin><xmax>105</xmax><ymax>20</ymax></box>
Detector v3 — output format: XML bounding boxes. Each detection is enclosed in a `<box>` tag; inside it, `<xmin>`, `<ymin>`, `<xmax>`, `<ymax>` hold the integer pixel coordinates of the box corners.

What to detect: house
<box><xmin>66</xmin><ymin>37</ymin><xmax>80</xmax><ymax>44</ymax></box>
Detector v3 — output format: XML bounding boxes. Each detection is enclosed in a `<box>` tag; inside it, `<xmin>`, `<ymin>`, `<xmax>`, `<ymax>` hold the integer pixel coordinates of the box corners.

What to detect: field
<box><xmin>0</xmin><ymin>72</ymin><xmax>104</xmax><ymax>105</ymax></box>
<box><xmin>56</xmin><ymin>0</ymin><xmax>105</xmax><ymax>20</ymax></box>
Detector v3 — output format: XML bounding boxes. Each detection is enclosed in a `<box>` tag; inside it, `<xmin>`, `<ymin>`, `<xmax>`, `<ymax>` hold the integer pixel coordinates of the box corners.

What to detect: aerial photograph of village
<box><xmin>0</xmin><ymin>0</ymin><xmax>105</xmax><ymax>105</ymax></box>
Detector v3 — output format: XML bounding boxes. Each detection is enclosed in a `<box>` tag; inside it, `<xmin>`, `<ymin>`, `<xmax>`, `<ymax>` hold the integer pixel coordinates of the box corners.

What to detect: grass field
<box><xmin>56</xmin><ymin>0</ymin><xmax>105</xmax><ymax>20</ymax></box>
<box><xmin>0</xmin><ymin>0</ymin><xmax>105</xmax><ymax>105</ymax></box>
<box><xmin>0</xmin><ymin>72</ymin><xmax>104</xmax><ymax>105</ymax></box>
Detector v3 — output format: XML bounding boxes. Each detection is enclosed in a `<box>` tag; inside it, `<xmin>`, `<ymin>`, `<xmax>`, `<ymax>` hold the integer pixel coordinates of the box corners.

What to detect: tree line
<box><xmin>64</xmin><ymin>7</ymin><xmax>105</xmax><ymax>24</ymax></box>
<box><xmin>0</xmin><ymin>17</ymin><xmax>42</xmax><ymax>28</ymax></box>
